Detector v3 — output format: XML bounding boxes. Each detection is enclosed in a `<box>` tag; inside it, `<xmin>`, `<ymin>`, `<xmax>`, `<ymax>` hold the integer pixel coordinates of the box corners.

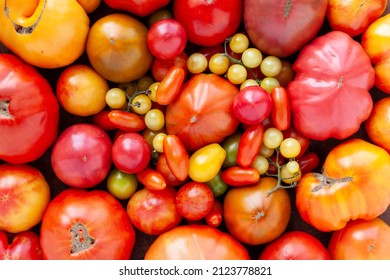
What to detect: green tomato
<box><xmin>221</xmin><ymin>133</ymin><xmax>242</xmax><ymax>167</ymax></box>
<box><xmin>206</xmin><ymin>171</ymin><xmax>229</xmax><ymax>197</ymax></box>
<box><xmin>107</xmin><ymin>168</ymin><xmax>138</xmax><ymax>200</ymax></box>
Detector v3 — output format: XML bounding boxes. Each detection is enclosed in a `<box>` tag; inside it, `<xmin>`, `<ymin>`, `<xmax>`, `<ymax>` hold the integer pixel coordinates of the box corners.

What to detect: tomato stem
<box><xmin>69</xmin><ymin>222</ymin><xmax>95</xmax><ymax>254</ymax></box>
<box><xmin>311</xmin><ymin>173</ymin><xmax>353</xmax><ymax>192</ymax></box>
<box><xmin>0</xmin><ymin>99</ymin><xmax>12</xmax><ymax>118</ymax></box>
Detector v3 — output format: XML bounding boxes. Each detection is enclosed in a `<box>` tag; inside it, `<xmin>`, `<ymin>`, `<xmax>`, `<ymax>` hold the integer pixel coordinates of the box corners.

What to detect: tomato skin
<box><xmin>136</xmin><ymin>168</ymin><xmax>167</xmax><ymax>191</ymax></box>
<box><xmin>282</xmin><ymin>125</ymin><xmax>310</xmax><ymax>158</ymax></box>
<box><xmin>155</xmin><ymin>66</ymin><xmax>185</xmax><ymax>105</ymax></box>
<box><xmin>0</xmin><ymin>231</ymin><xmax>42</xmax><ymax>260</ymax></box>
<box><xmin>0</xmin><ymin>164</ymin><xmax>50</xmax><ymax>234</ymax></box>
<box><xmin>296</xmin><ymin>139</ymin><xmax>390</xmax><ymax>232</ymax></box>
<box><xmin>156</xmin><ymin>153</ymin><xmax>186</xmax><ymax>187</ymax></box>
<box><xmin>270</xmin><ymin>86</ymin><xmax>291</xmax><ymax>131</ymax></box>
<box><xmin>237</xmin><ymin>124</ymin><xmax>264</xmax><ymax>167</ymax></box>
<box><xmin>259</xmin><ymin>231</ymin><xmax>330</xmax><ymax>260</ymax></box>
<box><xmin>163</xmin><ymin>134</ymin><xmax>189</xmax><ymax>181</ymax></box>
<box><xmin>108</xmin><ymin>110</ymin><xmax>146</xmax><ymax>132</ymax></box>
<box><xmin>223</xmin><ymin>177</ymin><xmax>291</xmax><ymax>245</ymax></box>
<box><xmin>104</xmin><ymin>0</ymin><xmax>170</xmax><ymax>17</ymax></box>
<box><xmin>365</xmin><ymin>97</ymin><xmax>390</xmax><ymax>153</ymax></box>
<box><xmin>328</xmin><ymin>218</ymin><xmax>390</xmax><ymax>260</ymax></box>
<box><xmin>144</xmin><ymin>225</ymin><xmax>250</xmax><ymax>260</ymax></box>
<box><xmin>221</xmin><ymin>166</ymin><xmax>260</xmax><ymax>187</ymax></box>
<box><xmin>296</xmin><ymin>152</ymin><xmax>320</xmax><ymax>174</ymax></box>
<box><xmin>92</xmin><ymin>110</ymin><xmax>118</xmax><ymax>131</ymax></box>
<box><xmin>205</xmin><ymin>170</ymin><xmax>229</xmax><ymax>197</ymax></box>
<box><xmin>151</xmin><ymin>52</ymin><xmax>188</xmax><ymax>82</ymax></box>
<box><xmin>205</xmin><ymin>200</ymin><xmax>223</xmax><ymax>228</ymax></box>
<box><xmin>40</xmin><ymin>188</ymin><xmax>135</xmax><ymax>260</ymax></box>
<box><xmin>127</xmin><ymin>187</ymin><xmax>182</xmax><ymax>235</ymax></box>
<box><xmin>51</xmin><ymin>123</ymin><xmax>112</xmax><ymax>189</ymax></box>
<box><xmin>173</xmin><ymin>0</ymin><xmax>242</xmax><ymax>47</ymax></box>
<box><xmin>0</xmin><ymin>54</ymin><xmax>59</xmax><ymax>164</ymax></box>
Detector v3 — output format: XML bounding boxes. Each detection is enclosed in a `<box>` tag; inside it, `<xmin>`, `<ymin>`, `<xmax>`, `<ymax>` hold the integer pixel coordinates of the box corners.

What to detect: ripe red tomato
<box><xmin>151</xmin><ymin>52</ymin><xmax>188</xmax><ymax>82</ymax></box>
<box><xmin>104</xmin><ymin>0</ymin><xmax>170</xmax><ymax>17</ymax></box>
<box><xmin>127</xmin><ymin>187</ymin><xmax>182</xmax><ymax>235</ymax></box>
<box><xmin>51</xmin><ymin>123</ymin><xmax>112</xmax><ymax>189</ymax></box>
<box><xmin>40</xmin><ymin>188</ymin><xmax>135</xmax><ymax>260</ymax></box>
<box><xmin>173</xmin><ymin>0</ymin><xmax>242</xmax><ymax>46</ymax></box>
<box><xmin>259</xmin><ymin>231</ymin><xmax>330</xmax><ymax>260</ymax></box>
<box><xmin>0</xmin><ymin>231</ymin><xmax>42</xmax><ymax>260</ymax></box>
<box><xmin>156</xmin><ymin>153</ymin><xmax>186</xmax><ymax>187</ymax></box>
<box><xmin>163</xmin><ymin>134</ymin><xmax>189</xmax><ymax>181</ymax></box>
<box><xmin>112</xmin><ymin>132</ymin><xmax>151</xmax><ymax>174</ymax></box>
<box><xmin>0</xmin><ymin>164</ymin><xmax>50</xmax><ymax>234</ymax></box>
<box><xmin>144</xmin><ymin>225</ymin><xmax>250</xmax><ymax>260</ymax></box>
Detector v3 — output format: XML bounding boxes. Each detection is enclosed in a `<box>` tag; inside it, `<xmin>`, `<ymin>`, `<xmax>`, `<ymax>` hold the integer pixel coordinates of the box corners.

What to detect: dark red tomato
<box><xmin>40</xmin><ymin>188</ymin><xmax>136</xmax><ymax>260</ymax></box>
<box><xmin>104</xmin><ymin>0</ymin><xmax>170</xmax><ymax>17</ymax></box>
<box><xmin>176</xmin><ymin>181</ymin><xmax>214</xmax><ymax>221</ymax></box>
<box><xmin>173</xmin><ymin>0</ymin><xmax>242</xmax><ymax>46</ymax></box>
<box><xmin>296</xmin><ymin>152</ymin><xmax>320</xmax><ymax>174</ymax></box>
<box><xmin>198</xmin><ymin>44</ymin><xmax>225</xmax><ymax>61</ymax></box>
<box><xmin>282</xmin><ymin>125</ymin><xmax>310</xmax><ymax>158</ymax></box>
<box><xmin>127</xmin><ymin>187</ymin><xmax>182</xmax><ymax>235</ymax></box>
<box><xmin>163</xmin><ymin>134</ymin><xmax>189</xmax><ymax>181</ymax></box>
<box><xmin>51</xmin><ymin>123</ymin><xmax>112</xmax><ymax>189</ymax></box>
<box><xmin>259</xmin><ymin>231</ymin><xmax>331</xmax><ymax>260</ymax></box>
<box><xmin>147</xmin><ymin>19</ymin><xmax>187</xmax><ymax>60</ymax></box>
<box><xmin>205</xmin><ymin>200</ymin><xmax>223</xmax><ymax>227</ymax></box>
<box><xmin>233</xmin><ymin>86</ymin><xmax>272</xmax><ymax>125</ymax></box>
<box><xmin>151</xmin><ymin>52</ymin><xmax>188</xmax><ymax>82</ymax></box>
<box><xmin>112</xmin><ymin>132</ymin><xmax>151</xmax><ymax>174</ymax></box>
<box><xmin>0</xmin><ymin>231</ymin><xmax>42</xmax><ymax>260</ymax></box>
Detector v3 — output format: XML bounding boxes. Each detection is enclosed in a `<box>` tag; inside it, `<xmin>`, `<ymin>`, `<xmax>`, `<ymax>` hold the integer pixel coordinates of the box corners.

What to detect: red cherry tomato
<box><xmin>205</xmin><ymin>200</ymin><xmax>223</xmax><ymax>228</ymax></box>
<box><xmin>221</xmin><ymin>166</ymin><xmax>260</xmax><ymax>187</ymax></box>
<box><xmin>296</xmin><ymin>152</ymin><xmax>320</xmax><ymax>174</ymax></box>
<box><xmin>282</xmin><ymin>125</ymin><xmax>310</xmax><ymax>158</ymax></box>
<box><xmin>270</xmin><ymin>86</ymin><xmax>291</xmax><ymax>131</ymax></box>
<box><xmin>237</xmin><ymin>123</ymin><xmax>264</xmax><ymax>167</ymax></box>
<box><xmin>91</xmin><ymin>110</ymin><xmax>118</xmax><ymax>131</ymax></box>
<box><xmin>151</xmin><ymin>52</ymin><xmax>188</xmax><ymax>82</ymax></box>
<box><xmin>136</xmin><ymin>168</ymin><xmax>167</xmax><ymax>191</ymax></box>
<box><xmin>163</xmin><ymin>134</ymin><xmax>189</xmax><ymax>181</ymax></box>
<box><xmin>155</xmin><ymin>65</ymin><xmax>186</xmax><ymax>105</ymax></box>
<box><xmin>156</xmin><ymin>153</ymin><xmax>186</xmax><ymax>187</ymax></box>
<box><xmin>108</xmin><ymin>110</ymin><xmax>146</xmax><ymax>132</ymax></box>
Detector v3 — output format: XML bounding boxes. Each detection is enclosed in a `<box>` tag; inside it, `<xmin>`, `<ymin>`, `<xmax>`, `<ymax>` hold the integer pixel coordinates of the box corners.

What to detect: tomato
<box><xmin>40</xmin><ymin>188</ymin><xmax>135</xmax><ymax>259</ymax></box>
<box><xmin>328</xmin><ymin>218</ymin><xmax>390</xmax><ymax>260</ymax></box>
<box><xmin>361</xmin><ymin>14</ymin><xmax>390</xmax><ymax>94</ymax></box>
<box><xmin>233</xmin><ymin>86</ymin><xmax>272</xmax><ymax>125</ymax></box>
<box><xmin>77</xmin><ymin>0</ymin><xmax>102</xmax><ymax>13</ymax></box>
<box><xmin>223</xmin><ymin>177</ymin><xmax>291</xmax><ymax>245</ymax></box>
<box><xmin>0</xmin><ymin>164</ymin><xmax>50</xmax><ymax>234</ymax></box>
<box><xmin>173</xmin><ymin>0</ymin><xmax>242</xmax><ymax>47</ymax></box>
<box><xmin>365</xmin><ymin>97</ymin><xmax>390</xmax><ymax>153</ymax></box>
<box><xmin>106</xmin><ymin>168</ymin><xmax>138</xmax><ymax>200</ymax></box>
<box><xmin>151</xmin><ymin>52</ymin><xmax>188</xmax><ymax>82</ymax></box>
<box><xmin>296</xmin><ymin>152</ymin><xmax>320</xmax><ymax>174</ymax></box>
<box><xmin>259</xmin><ymin>231</ymin><xmax>330</xmax><ymax>260</ymax></box>
<box><xmin>189</xmin><ymin>143</ymin><xmax>226</xmax><ymax>182</ymax></box>
<box><xmin>282</xmin><ymin>125</ymin><xmax>310</xmax><ymax>158</ymax></box>
<box><xmin>327</xmin><ymin>0</ymin><xmax>387</xmax><ymax>37</ymax></box>
<box><xmin>205</xmin><ymin>171</ymin><xmax>229</xmax><ymax>197</ymax></box>
<box><xmin>147</xmin><ymin>19</ymin><xmax>187</xmax><ymax>60</ymax></box>
<box><xmin>156</xmin><ymin>153</ymin><xmax>186</xmax><ymax>187</ymax></box>
<box><xmin>136</xmin><ymin>168</ymin><xmax>167</xmax><ymax>191</ymax></box>
<box><xmin>296</xmin><ymin>138</ymin><xmax>390</xmax><ymax>232</ymax></box>
<box><xmin>237</xmin><ymin>124</ymin><xmax>264</xmax><ymax>167</ymax></box>
<box><xmin>108</xmin><ymin>110</ymin><xmax>146</xmax><ymax>132</ymax></box>
<box><xmin>127</xmin><ymin>187</ymin><xmax>182</xmax><ymax>235</ymax></box>
<box><xmin>287</xmin><ymin>31</ymin><xmax>375</xmax><ymax>140</ymax></box>
<box><xmin>144</xmin><ymin>225</ymin><xmax>250</xmax><ymax>260</ymax></box>
<box><xmin>0</xmin><ymin>54</ymin><xmax>59</xmax><ymax>164</ymax></box>
<box><xmin>163</xmin><ymin>134</ymin><xmax>189</xmax><ymax>181</ymax></box>
<box><xmin>270</xmin><ymin>86</ymin><xmax>291</xmax><ymax>131</ymax></box>
<box><xmin>91</xmin><ymin>110</ymin><xmax>118</xmax><ymax>131</ymax></box>
<box><xmin>0</xmin><ymin>0</ymin><xmax>89</xmax><ymax>67</ymax></box>
<box><xmin>166</xmin><ymin>74</ymin><xmax>240</xmax><ymax>151</ymax></box>
<box><xmin>155</xmin><ymin>66</ymin><xmax>186</xmax><ymax>106</ymax></box>
<box><xmin>221</xmin><ymin>166</ymin><xmax>260</xmax><ymax>187</ymax></box>
<box><xmin>243</xmin><ymin>0</ymin><xmax>328</xmax><ymax>57</ymax></box>
<box><xmin>51</xmin><ymin>123</ymin><xmax>112</xmax><ymax>189</ymax></box>
<box><xmin>86</xmin><ymin>13</ymin><xmax>152</xmax><ymax>83</ymax></box>
<box><xmin>221</xmin><ymin>133</ymin><xmax>242</xmax><ymax>167</ymax></box>
<box><xmin>112</xmin><ymin>132</ymin><xmax>151</xmax><ymax>174</ymax></box>
<box><xmin>176</xmin><ymin>181</ymin><xmax>214</xmax><ymax>221</ymax></box>
<box><xmin>205</xmin><ymin>200</ymin><xmax>223</xmax><ymax>228</ymax></box>
<box><xmin>0</xmin><ymin>231</ymin><xmax>42</xmax><ymax>260</ymax></box>
<box><xmin>56</xmin><ymin>64</ymin><xmax>108</xmax><ymax>117</ymax></box>
<box><xmin>104</xmin><ymin>0</ymin><xmax>170</xmax><ymax>17</ymax></box>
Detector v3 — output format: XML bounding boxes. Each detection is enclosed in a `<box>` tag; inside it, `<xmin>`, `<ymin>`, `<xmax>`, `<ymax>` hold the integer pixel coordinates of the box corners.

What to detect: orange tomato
<box><xmin>77</xmin><ymin>0</ymin><xmax>102</xmax><ymax>13</ymax></box>
<box><xmin>365</xmin><ymin>97</ymin><xmax>390</xmax><ymax>153</ymax></box>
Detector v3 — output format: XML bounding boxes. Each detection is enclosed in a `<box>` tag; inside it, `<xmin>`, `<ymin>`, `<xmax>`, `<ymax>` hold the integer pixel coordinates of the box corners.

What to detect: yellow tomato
<box><xmin>189</xmin><ymin>143</ymin><xmax>226</xmax><ymax>182</ymax></box>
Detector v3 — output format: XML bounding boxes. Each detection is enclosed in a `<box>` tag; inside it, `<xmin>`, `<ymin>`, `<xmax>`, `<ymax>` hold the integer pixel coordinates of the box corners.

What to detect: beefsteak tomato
<box><xmin>104</xmin><ymin>0</ymin><xmax>170</xmax><ymax>17</ymax></box>
<box><xmin>365</xmin><ymin>97</ymin><xmax>390</xmax><ymax>153</ymax></box>
<box><xmin>40</xmin><ymin>188</ymin><xmax>136</xmax><ymax>260</ymax></box>
<box><xmin>296</xmin><ymin>138</ymin><xmax>390</xmax><ymax>232</ymax></box>
<box><xmin>144</xmin><ymin>225</ymin><xmax>250</xmax><ymax>260</ymax></box>
<box><xmin>0</xmin><ymin>54</ymin><xmax>59</xmax><ymax>164</ymax></box>
<box><xmin>287</xmin><ymin>31</ymin><xmax>375</xmax><ymax>140</ymax></box>
<box><xmin>0</xmin><ymin>230</ymin><xmax>42</xmax><ymax>260</ymax></box>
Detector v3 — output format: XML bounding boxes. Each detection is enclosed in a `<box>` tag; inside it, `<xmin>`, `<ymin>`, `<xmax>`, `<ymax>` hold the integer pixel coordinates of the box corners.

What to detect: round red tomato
<box><xmin>40</xmin><ymin>188</ymin><xmax>136</xmax><ymax>260</ymax></box>
<box><xmin>144</xmin><ymin>224</ymin><xmax>250</xmax><ymax>260</ymax></box>
<box><xmin>223</xmin><ymin>177</ymin><xmax>291</xmax><ymax>245</ymax></box>
<box><xmin>173</xmin><ymin>0</ymin><xmax>242</xmax><ymax>47</ymax></box>
<box><xmin>51</xmin><ymin>123</ymin><xmax>112</xmax><ymax>189</ymax></box>
<box><xmin>112</xmin><ymin>132</ymin><xmax>151</xmax><ymax>174</ymax></box>
<box><xmin>259</xmin><ymin>231</ymin><xmax>330</xmax><ymax>260</ymax></box>
<box><xmin>0</xmin><ymin>231</ymin><xmax>42</xmax><ymax>260</ymax></box>
<box><xmin>365</xmin><ymin>97</ymin><xmax>390</xmax><ymax>153</ymax></box>
<box><xmin>127</xmin><ymin>187</ymin><xmax>182</xmax><ymax>235</ymax></box>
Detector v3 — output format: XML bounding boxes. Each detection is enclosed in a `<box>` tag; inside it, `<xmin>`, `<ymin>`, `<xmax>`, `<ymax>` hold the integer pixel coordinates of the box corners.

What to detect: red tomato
<box><xmin>156</xmin><ymin>153</ymin><xmax>186</xmax><ymax>187</ymax></box>
<box><xmin>40</xmin><ymin>189</ymin><xmax>135</xmax><ymax>260</ymax></box>
<box><xmin>155</xmin><ymin>65</ymin><xmax>185</xmax><ymax>105</ymax></box>
<box><xmin>127</xmin><ymin>187</ymin><xmax>182</xmax><ymax>235</ymax></box>
<box><xmin>163</xmin><ymin>134</ymin><xmax>189</xmax><ymax>181</ymax></box>
<box><xmin>173</xmin><ymin>0</ymin><xmax>242</xmax><ymax>47</ymax></box>
<box><xmin>0</xmin><ymin>164</ymin><xmax>50</xmax><ymax>234</ymax></box>
<box><xmin>259</xmin><ymin>231</ymin><xmax>331</xmax><ymax>260</ymax></box>
<box><xmin>237</xmin><ymin>123</ymin><xmax>264</xmax><ymax>167</ymax></box>
<box><xmin>270</xmin><ymin>86</ymin><xmax>291</xmax><ymax>131</ymax></box>
<box><xmin>151</xmin><ymin>52</ymin><xmax>188</xmax><ymax>82</ymax></box>
<box><xmin>221</xmin><ymin>166</ymin><xmax>260</xmax><ymax>187</ymax></box>
<box><xmin>91</xmin><ymin>110</ymin><xmax>118</xmax><ymax>131</ymax></box>
<box><xmin>365</xmin><ymin>97</ymin><xmax>390</xmax><ymax>153</ymax></box>
<box><xmin>51</xmin><ymin>123</ymin><xmax>112</xmax><ymax>189</ymax></box>
<box><xmin>112</xmin><ymin>132</ymin><xmax>151</xmax><ymax>174</ymax></box>
<box><xmin>205</xmin><ymin>200</ymin><xmax>223</xmax><ymax>228</ymax></box>
<box><xmin>166</xmin><ymin>74</ymin><xmax>240</xmax><ymax>151</ymax></box>
<box><xmin>136</xmin><ymin>168</ymin><xmax>167</xmax><ymax>191</ymax></box>
<box><xmin>296</xmin><ymin>152</ymin><xmax>320</xmax><ymax>174</ymax></box>
<box><xmin>329</xmin><ymin>218</ymin><xmax>390</xmax><ymax>260</ymax></box>
<box><xmin>147</xmin><ymin>19</ymin><xmax>187</xmax><ymax>60</ymax></box>
<box><xmin>176</xmin><ymin>182</ymin><xmax>214</xmax><ymax>221</ymax></box>
<box><xmin>0</xmin><ymin>231</ymin><xmax>43</xmax><ymax>260</ymax></box>
<box><xmin>0</xmin><ymin>54</ymin><xmax>59</xmax><ymax>164</ymax></box>
<box><xmin>282</xmin><ymin>125</ymin><xmax>310</xmax><ymax>158</ymax></box>
<box><xmin>104</xmin><ymin>0</ymin><xmax>170</xmax><ymax>17</ymax></box>
<box><xmin>144</xmin><ymin>225</ymin><xmax>250</xmax><ymax>260</ymax></box>
<box><xmin>108</xmin><ymin>110</ymin><xmax>146</xmax><ymax>132</ymax></box>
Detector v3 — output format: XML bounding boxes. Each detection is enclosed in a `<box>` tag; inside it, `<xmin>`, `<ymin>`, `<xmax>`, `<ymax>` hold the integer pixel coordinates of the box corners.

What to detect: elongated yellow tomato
<box><xmin>0</xmin><ymin>0</ymin><xmax>90</xmax><ymax>68</ymax></box>
<box><xmin>189</xmin><ymin>143</ymin><xmax>226</xmax><ymax>182</ymax></box>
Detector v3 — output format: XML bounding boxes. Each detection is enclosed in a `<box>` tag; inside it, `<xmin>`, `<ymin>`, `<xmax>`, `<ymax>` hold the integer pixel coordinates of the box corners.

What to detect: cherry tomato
<box><xmin>163</xmin><ymin>134</ymin><xmax>189</xmax><ymax>181</ymax></box>
<box><xmin>106</xmin><ymin>168</ymin><xmax>138</xmax><ymax>200</ymax></box>
<box><xmin>237</xmin><ymin>124</ymin><xmax>264</xmax><ymax>167</ymax></box>
<box><xmin>221</xmin><ymin>133</ymin><xmax>242</xmax><ymax>167</ymax></box>
<box><xmin>282</xmin><ymin>125</ymin><xmax>310</xmax><ymax>158</ymax></box>
<box><xmin>156</xmin><ymin>153</ymin><xmax>186</xmax><ymax>187</ymax></box>
<box><xmin>205</xmin><ymin>200</ymin><xmax>223</xmax><ymax>228</ymax></box>
<box><xmin>270</xmin><ymin>86</ymin><xmax>291</xmax><ymax>131</ymax></box>
<box><xmin>108</xmin><ymin>110</ymin><xmax>146</xmax><ymax>132</ymax></box>
<box><xmin>205</xmin><ymin>171</ymin><xmax>229</xmax><ymax>197</ymax></box>
<box><xmin>92</xmin><ymin>110</ymin><xmax>118</xmax><ymax>131</ymax></box>
<box><xmin>221</xmin><ymin>166</ymin><xmax>260</xmax><ymax>187</ymax></box>
<box><xmin>136</xmin><ymin>168</ymin><xmax>167</xmax><ymax>191</ymax></box>
<box><xmin>296</xmin><ymin>152</ymin><xmax>321</xmax><ymax>174</ymax></box>
<box><xmin>151</xmin><ymin>52</ymin><xmax>188</xmax><ymax>82</ymax></box>
<box><xmin>155</xmin><ymin>65</ymin><xmax>185</xmax><ymax>105</ymax></box>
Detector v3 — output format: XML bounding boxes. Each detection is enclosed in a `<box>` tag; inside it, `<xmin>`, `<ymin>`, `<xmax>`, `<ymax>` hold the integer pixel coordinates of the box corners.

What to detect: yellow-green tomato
<box><xmin>189</xmin><ymin>143</ymin><xmax>226</xmax><ymax>182</ymax></box>
<box><xmin>107</xmin><ymin>168</ymin><xmax>138</xmax><ymax>200</ymax></box>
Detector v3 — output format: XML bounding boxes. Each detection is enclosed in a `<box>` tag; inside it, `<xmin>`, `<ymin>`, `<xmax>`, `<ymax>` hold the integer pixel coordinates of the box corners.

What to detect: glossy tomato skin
<box><xmin>0</xmin><ymin>54</ymin><xmax>59</xmax><ymax>164</ymax></box>
<box><xmin>365</xmin><ymin>97</ymin><xmax>390</xmax><ymax>153</ymax></box>
<box><xmin>144</xmin><ymin>225</ymin><xmax>250</xmax><ymax>260</ymax></box>
<box><xmin>163</xmin><ymin>134</ymin><xmax>189</xmax><ymax>181</ymax></box>
<box><xmin>156</xmin><ymin>153</ymin><xmax>186</xmax><ymax>187</ymax></box>
<box><xmin>0</xmin><ymin>164</ymin><xmax>50</xmax><ymax>234</ymax></box>
<box><xmin>104</xmin><ymin>0</ymin><xmax>170</xmax><ymax>17</ymax></box>
<box><xmin>151</xmin><ymin>52</ymin><xmax>188</xmax><ymax>82</ymax></box>
<box><xmin>328</xmin><ymin>218</ymin><xmax>390</xmax><ymax>260</ymax></box>
<box><xmin>173</xmin><ymin>0</ymin><xmax>242</xmax><ymax>47</ymax></box>
<box><xmin>0</xmin><ymin>231</ymin><xmax>42</xmax><ymax>260</ymax></box>
<box><xmin>259</xmin><ymin>231</ymin><xmax>330</xmax><ymax>260</ymax></box>
<box><xmin>166</xmin><ymin>73</ymin><xmax>240</xmax><ymax>151</ymax></box>
<box><xmin>40</xmin><ymin>189</ymin><xmax>135</xmax><ymax>260</ymax></box>
<box><xmin>51</xmin><ymin>123</ymin><xmax>112</xmax><ymax>189</ymax></box>
<box><xmin>112</xmin><ymin>132</ymin><xmax>151</xmax><ymax>174</ymax></box>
